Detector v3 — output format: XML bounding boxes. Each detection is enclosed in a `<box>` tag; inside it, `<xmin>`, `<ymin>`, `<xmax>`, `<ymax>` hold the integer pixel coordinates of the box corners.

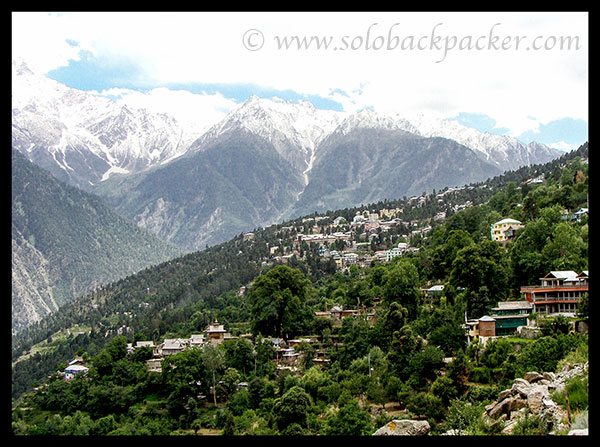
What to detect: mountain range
<box><xmin>12</xmin><ymin>60</ymin><xmax>199</xmax><ymax>191</ymax></box>
<box><xmin>89</xmin><ymin>95</ymin><xmax>561</xmax><ymax>250</ymax></box>
<box><xmin>12</xmin><ymin>60</ymin><xmax>566</xmax><ymax>322</ymax></box>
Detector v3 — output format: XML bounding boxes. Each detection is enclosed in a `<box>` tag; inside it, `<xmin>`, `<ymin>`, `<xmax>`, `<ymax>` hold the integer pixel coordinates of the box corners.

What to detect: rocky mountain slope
<box><xmin>100</xmin><ymin>98</ymin><xmax>560</xmax><ymax>250</ymax></box>
<box><xmin>289</xmin><ymin>112</ymin><xmax>503</xmax><ymax>217</ymax></box>
<box><xmin>12</xmin><ymin>149</ymin><xmax>184</xmax><ymax>333</ymax></box>
<box><xmin>401</xmin><ymin>112</ymin><xmax>563</xmax><ymax>172</ymax></box>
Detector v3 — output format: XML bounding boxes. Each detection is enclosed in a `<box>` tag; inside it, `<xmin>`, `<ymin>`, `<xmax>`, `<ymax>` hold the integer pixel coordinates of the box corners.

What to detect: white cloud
<box><xmin>547</xmin><ymin>140</ymin><xmax>577</xmax><ymax>152</ymax></box>
<box><xmin>12</xmin><ymin>11</ymin><xmax>588</xmax><ymax>141</ymax></box>
<box><xmin>99</xmin><ymin>87</ymin><xmax>238</xmax><ymax>134</ymax></box>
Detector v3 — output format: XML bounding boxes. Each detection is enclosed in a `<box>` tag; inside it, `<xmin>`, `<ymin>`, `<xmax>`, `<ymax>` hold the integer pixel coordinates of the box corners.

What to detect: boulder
<box><xmin>542</xmin><ymin>371</ymin><xmax>556</xmax><ymax>382</ymax></box>
<box><xmin>524</xmin><ymin>371</ymin><xmax>544</xmax><ymax>383</ymax></box>
<box><xmin>511</xmin><ymin>378</ymin><xmax>532</xmax><ymax>397</ymax></box>
<box><xmin>526</xmin><ymin>387</ymin><xmax>547</xmax><ymax>413</ymax></box>
<box><xmin>496</xmin><ymin>388</ymin><xmax>514</xmax><ymax>402</ymax></box>
<box><xmin>487</xmin><ymin>396</ymin><xmax>527</xmax><ymax>419</ymax></box>
<box><xmin>372</xmin><ymin>419</ymin><xmax>430</xmax><ymax>436</ymax></box>
<box><xmin>483</xmin><ymin>362</ymin><xmax>588</xmax><ymax>435</ymax></box>
<box><xmin>568</xmin><ymin>429</ymin><xmax>589</xmax><ymax>436</ymax></box>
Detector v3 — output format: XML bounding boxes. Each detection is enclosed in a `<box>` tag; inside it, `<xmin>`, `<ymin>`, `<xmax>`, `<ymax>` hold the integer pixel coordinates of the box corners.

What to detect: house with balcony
<box><xmin>520</xmin><ymin>270</ymin><xmax>588</xmax><ymax>316</ymax></box>
<box><xmin>490</xmin><ymin>218</ymin><xmax>524</xmax><ymax>243</ymax></box>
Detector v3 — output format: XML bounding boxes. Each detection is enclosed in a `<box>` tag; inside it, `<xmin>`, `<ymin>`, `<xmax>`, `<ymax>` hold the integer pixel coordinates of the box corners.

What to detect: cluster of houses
<box><xmin>466</xmin><ymin>270</ymin><xmax>589</xmax><ymax>345</ymax></box>
<box><xmin>128</xmin><ymin>321</ymin><xmax>234</xmax><ymax>373</ymax></box>
<box><xmin>63</xmin><ymin>268</ymin><xmax>588</xmax><ymax>381</ymax></box>
<box><xmin>490</xmin><ymin>206</ymin><xmax>588</xmax><ymax>245</ymax></box>
<box><xmin>282</xmin><ymin>209</ymin><xmax>426</xmax><ymax>269</ymax></box>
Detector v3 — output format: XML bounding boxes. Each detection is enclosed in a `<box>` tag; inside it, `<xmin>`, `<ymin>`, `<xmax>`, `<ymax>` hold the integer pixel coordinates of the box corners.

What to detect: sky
<box><xmin>12</xmin><ymin>11</ymin><xmax>588</xmax><ymax>150</ymax></box>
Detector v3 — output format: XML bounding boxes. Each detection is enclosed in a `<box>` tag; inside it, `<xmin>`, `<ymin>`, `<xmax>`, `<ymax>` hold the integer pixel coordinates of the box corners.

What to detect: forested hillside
<box><xmin>12</xmin><ymin>149</ymin><xmax>184</xmax><ymax>332</ymax></box>
<box><xmin>12</xmin><ymin>143</ymin><xmax>588</xmax><ymax>435</ymax></box>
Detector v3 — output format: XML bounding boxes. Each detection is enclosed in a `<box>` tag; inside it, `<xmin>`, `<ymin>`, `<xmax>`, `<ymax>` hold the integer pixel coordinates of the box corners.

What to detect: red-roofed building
<box><xmin>520</xmin><ymin>271</ymin><xmax>588</xmax><ymax>316</ymax></box>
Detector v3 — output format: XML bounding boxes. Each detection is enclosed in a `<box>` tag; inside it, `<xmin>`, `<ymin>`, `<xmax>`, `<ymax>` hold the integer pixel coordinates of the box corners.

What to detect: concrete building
<box><xmin>490</xmin><ymin>218</ymin><xmax>524</xmax><ymax>242</ymax></box>
<box><xmin>521</xmin><ymin>271</ymin><xmax>588</xmax><ymax>316</ymax></box>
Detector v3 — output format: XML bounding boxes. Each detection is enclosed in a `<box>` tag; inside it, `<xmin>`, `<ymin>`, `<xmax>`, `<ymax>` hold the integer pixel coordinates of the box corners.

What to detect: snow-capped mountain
<box><xmin>13</xmin><ymin>59</ymin><xmax>563</xmax><ymax>195</ymax></box>
<box><xmin>12</xmin><ymin>61</ymin><xmax>566</xmax><ymax>251</ymax></box>
<box><xmin>395</xmin><ymin>112</ymin><xmax>563</xmax><ymax>172</ymax></box>
<box><xmin>12</xmin><ymin>60</ymin><xmax>196</xmax><ymax>191</ymax></box>
<box><xmin>192</xmin><ymin>95</ymin><xmax>345</xmax><ymax>183</ymax></box>
<box><xmin>334</xmin><ymin>108</ymin><xmax>419</xmax><ymax>135</ymax></box>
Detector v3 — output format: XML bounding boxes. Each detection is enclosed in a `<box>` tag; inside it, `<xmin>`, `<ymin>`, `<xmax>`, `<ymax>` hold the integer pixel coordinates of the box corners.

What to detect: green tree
<box><xmin>273</xmin><ymin>385</ymin><xmax>313</xmax><ymax>431</ymax></box>
<box><xmin>222</xmin><ymin>338</ymin><xmax>255</xmax><ymax>376</ymax></box>
<box><xmin>247</xmin><ymin>265</ymin><xmax>314</xmax><ymax>340</ymax></box>
<box><xmin>444</xmin><ymin>399</ymin><xmax>487</xmax><ymax>435</ymax></box>
<box><xmin>202</xmin><ymin>344</ymin><xmax>225</xmax><ymax>406</ymax></box>
<box><xmin>380</xmin><ymin>302</ymin><xmax>408</xmax><ymax>348</ymax></box>
<box><xmin>432</xmin><ymin>376</ymin><xmax>458</xmax><ymax>404</ymax></box>
<box><xmin>382</xmin><ymin>259</ymin><xmax>421</xmax><ymax>318</ymax></box>
<box><xmin>542</xmin><ymin>222</ymin><xmax>586</xmax><ymax>271</ymax></box>
<box><xmin>105</xmin><ymin>335</ymin><xmax>128</xmax><ymax>362</ymax></box>
<box><xmin>577</xmin><ymin>293</ymin><xmax>589</xmax><ymax>319</ymax></box>
<box><xmin>324</xmin><ymin>399</ymin><xmax>372</xmax><ymax>435</ymax></box>
<box><xmin>450</xmin><ymin>239</ymin><xmax>509</xmax><ymax>318</ymax></box>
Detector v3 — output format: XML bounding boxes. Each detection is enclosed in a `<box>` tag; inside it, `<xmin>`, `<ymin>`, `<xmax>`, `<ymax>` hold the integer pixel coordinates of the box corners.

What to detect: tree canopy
<box><xmin>247</xmin><ymin>265</ymin><xmax>314</xmax><ymax>340</ymax></box>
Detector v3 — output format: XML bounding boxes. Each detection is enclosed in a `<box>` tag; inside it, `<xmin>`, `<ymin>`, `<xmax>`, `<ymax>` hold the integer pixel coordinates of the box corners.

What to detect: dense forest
<box><xmin>11</xmin><ymin>143</ymin><xmax>588</xmax><ymax>435</ymax></box>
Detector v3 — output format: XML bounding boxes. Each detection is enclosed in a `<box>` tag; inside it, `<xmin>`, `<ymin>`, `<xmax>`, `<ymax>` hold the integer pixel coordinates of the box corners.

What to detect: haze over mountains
<box><xmin>12</xmin><ymin>59</ymin><xmax>566</xmax><ymax>330</ymax></box>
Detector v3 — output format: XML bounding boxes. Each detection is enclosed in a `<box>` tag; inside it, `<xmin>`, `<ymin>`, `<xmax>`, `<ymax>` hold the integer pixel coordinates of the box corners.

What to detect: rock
<box><xmin>488</xmin><ymin>396</ymin><xmax>525</xmax><ymax>419</ymax></box>
<box><xmin>441</xmin><ymin>429</ymin><xmax>464</xmax><ymax>435</ymax></box>
<box><xmin>568</xmin><ymin>428</ymin><xmax>589</xmax><ymax>436</ymax></box>
<box><xmin>512</xmin><ymin>378</ymin><xmax>532</xmax><ymax>397</ymax></box>
<box><xmin>482</xmin><ymin>363</ymin><xmax>588</xmax><ymax>435</ymax></box>
<box><xmin>524</xmin><ymin>371</ymin><xmax>544</xmax><ymax>383</ymax></box>
<box><xmin>372</xmin><ymin>419</ymin><xmax>431</xmax><ymax>436</ymax></box>
<box><xmin>501</xmin><ymin>418</ymin><xmax>520</xmax><ymax>435</ymax></box>
<box><xmin>496</xmin><ymin>388</ymin><xmax>514</xmax><ymax>401</ymax></box>
<box><xmin>526</xmin><ymin>387</ymin><xmax>547</xmax><ymax>413</ymax></box>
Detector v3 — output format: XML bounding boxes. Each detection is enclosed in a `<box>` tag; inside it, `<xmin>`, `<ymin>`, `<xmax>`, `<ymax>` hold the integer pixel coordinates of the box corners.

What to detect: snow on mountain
<box><xmin>396</xmin><ymin>112</ymin><xmax>563</xmax><ymax>172</ymax></box>
<box><xmin>12</xmin><ymin>60</ymin><xmax>194</xmax><ymax>189</ymax></box>
<box><xmin>12</xmin><ymin>57</ymin><xmax>563</xmax><ymax>196</ymax></box>
<box><xmin>334</xmin><ymin>108</ymin><xmax>418</xmax><ymax>136</ymax></box>
<box><xmin>193</xmin><ymin>95</ymin><xmax>345</xmax><ymax>182</ymax></box>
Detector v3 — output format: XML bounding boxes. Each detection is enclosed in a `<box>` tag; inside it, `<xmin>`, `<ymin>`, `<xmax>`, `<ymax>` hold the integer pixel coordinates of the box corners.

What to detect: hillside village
<box><xmin>246</xmin><ymin>186</ymin><xmax>477</xmax><ymax>270</ymax></box>
<box><xmin>60</xmin><ymin>166</ymin><xmax>590</xmax><ymax>384</ymax></box>
<box><xmin>12</xmin><ymin>145</ymin><xmax>589</xmax><ymax>436</ymax></box>
<box><xmin>64</xmin><ymin>264</ymin><xmax>588</xmax><ymax>385</ymax></box>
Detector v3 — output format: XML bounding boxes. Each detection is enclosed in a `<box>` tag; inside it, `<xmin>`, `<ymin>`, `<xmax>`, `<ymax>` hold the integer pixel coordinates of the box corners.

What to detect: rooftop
<box><xmin>493</xmin><ymin>218</ymin><xmax>522</xmax><ymax>225</ymax></box>
<box><xmin>492</xmin><ymin>301</ymin><xmax>533</xmax><ymax>311</ymax></box>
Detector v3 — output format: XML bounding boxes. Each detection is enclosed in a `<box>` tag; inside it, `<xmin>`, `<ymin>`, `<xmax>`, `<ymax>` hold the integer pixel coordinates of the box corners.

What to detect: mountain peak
<box><xmin>336</xmin><ymin>108</ymin><xmax>405</xmax><ymax>135</ymax></box>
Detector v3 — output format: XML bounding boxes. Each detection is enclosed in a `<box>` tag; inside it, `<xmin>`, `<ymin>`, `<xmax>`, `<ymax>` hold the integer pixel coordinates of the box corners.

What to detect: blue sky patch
<box><xmin>449</xmin><ymin>112</ymin><xmax>510</xmax><ymax>136</ymax></box>
<box><xmin>518</xmin><ymin>118</ymin><xmax>588</xmax><ymax>147</ymax></box>
<box><xmin>47</xmin><ymin>50</ymin><xmax>148</xmax><ymax>92</ymax></box>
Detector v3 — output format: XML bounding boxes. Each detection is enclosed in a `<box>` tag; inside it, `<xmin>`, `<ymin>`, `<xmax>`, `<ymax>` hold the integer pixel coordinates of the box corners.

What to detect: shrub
<box><xmin>406</xmin><ymin>392</ymin><xmax>445</xmax><ymax>421</ymax></box>
<box><xmin>551</xmin><ymin>375</ymin><xmax>588</xmax><ymax>413</ymax></box>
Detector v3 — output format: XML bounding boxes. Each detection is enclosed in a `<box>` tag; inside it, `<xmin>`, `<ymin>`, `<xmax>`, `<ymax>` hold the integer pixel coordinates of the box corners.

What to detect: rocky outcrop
<box><xmin>372</xmin><ymin>419</ymin><xmax>431</xmax><ymax>436</ymax></box>
<box><xmin>482</xmin><ymin>362</ymin><xmax>588</xmax><ymax>435</ymax></box>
